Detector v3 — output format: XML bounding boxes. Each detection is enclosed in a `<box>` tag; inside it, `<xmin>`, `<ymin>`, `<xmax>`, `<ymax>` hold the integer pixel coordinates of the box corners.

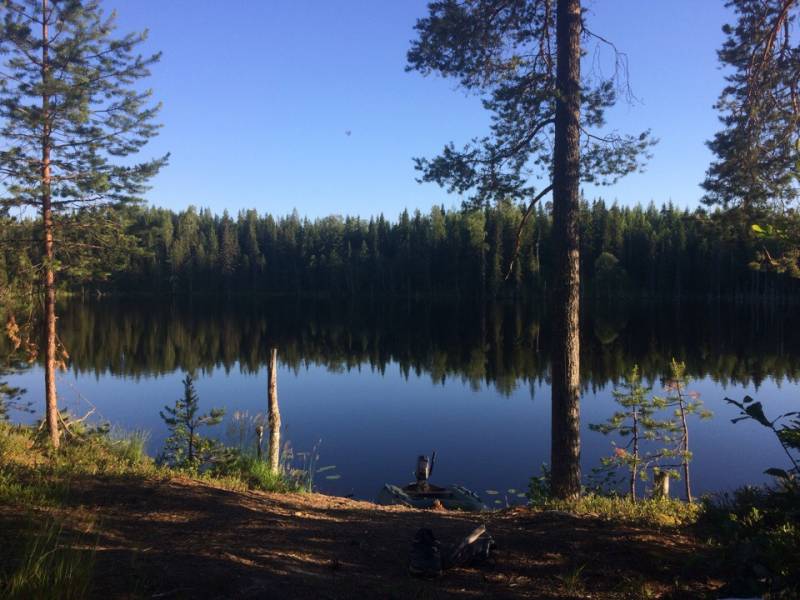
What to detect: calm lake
<box><xmin>5</xmin><ymin>297</ymin><xmax>799</xmax><ymax>503</ymax></box>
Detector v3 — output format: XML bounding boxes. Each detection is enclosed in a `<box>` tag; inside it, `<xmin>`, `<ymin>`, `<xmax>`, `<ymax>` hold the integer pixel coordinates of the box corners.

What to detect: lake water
<box><xmin>4</xmin><ymin>297</ymin><xmax>799</xmax><ymax>503</ymax></box>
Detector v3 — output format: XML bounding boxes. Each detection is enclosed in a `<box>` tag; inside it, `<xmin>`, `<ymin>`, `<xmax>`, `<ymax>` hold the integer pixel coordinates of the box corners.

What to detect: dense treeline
<box><xmin>2</xmin><ymin>200</ymin><xmax>798</xmax><ymax>299</ymax></box>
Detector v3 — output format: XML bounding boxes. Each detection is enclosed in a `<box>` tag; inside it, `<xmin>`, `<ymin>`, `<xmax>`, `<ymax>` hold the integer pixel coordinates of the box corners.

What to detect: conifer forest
<box><xmin>0</xmin><ymin>1</ymin><xmax>799</xmax><ymax>598</ymax></box>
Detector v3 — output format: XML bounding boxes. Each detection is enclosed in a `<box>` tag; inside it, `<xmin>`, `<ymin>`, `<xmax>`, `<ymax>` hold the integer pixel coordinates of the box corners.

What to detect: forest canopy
<box><xmin>2</xmin><ymin>200</ymin><xmax>797</xmax><ymax>300</ymax></box>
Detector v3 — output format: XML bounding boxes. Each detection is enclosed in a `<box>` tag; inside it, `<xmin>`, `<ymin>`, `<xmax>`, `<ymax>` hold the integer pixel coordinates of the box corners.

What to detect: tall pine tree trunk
<box><xmin>550</xmin><ymin>0</ymin><xmax>582</xmax><ymax>500</ymax></box>
<box><xmin>41</xmin><ymin>0</ymin><xmax>60</xmax><ymax>450</ymax></box>
<box><xmin>267</xmin><ymin>347</ymin><xmax>281</xmax><ymax>474</ymax></box>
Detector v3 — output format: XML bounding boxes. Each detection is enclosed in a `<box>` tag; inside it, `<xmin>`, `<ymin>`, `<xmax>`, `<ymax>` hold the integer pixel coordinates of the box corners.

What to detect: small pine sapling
<box><xmin>661</xmin><ymin>359</ymin><xmax>712</xmax><ymax>502</ymax></box>
<box><xmin>590</xmin><ymin>366</ymin><xmax>675</xmax><ymax>500</ymax></box>
<box><xmin>159</xmin><ymin>375</ymin><xmax>225</xmax><ymax>470</ymax></box>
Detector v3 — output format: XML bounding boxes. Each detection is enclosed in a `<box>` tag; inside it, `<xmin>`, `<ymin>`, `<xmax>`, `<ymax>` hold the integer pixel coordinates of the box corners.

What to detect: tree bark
<box><xmin>678</xmin><ymin>396</ymin><xmax>692</xmax><ymax>502</ymax></box>
<box><xmin>631</xmin><ymin>407</ymin><xmax>639</xmax><ymax>500</ymax></box>
<box><xmin>41</xmin><ymin>0</ymin><xmax>60</xmax><ymax>450</ymax></box>
<box><xmin>550</xmin><ymin>0</ymin><xmax>582</xmax><ymax>500</ymax></box>
<box><xmin>267</xmin><ymin>347</ymin><xmax>281</xmax><ymax>474</ymax></box>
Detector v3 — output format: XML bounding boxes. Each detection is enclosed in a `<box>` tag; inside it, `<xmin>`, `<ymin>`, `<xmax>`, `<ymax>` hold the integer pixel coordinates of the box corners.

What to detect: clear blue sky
<box><xmin>108</xmin><ymin>0</ymin><xmax>732</xmax><ymax>219</ymax></box>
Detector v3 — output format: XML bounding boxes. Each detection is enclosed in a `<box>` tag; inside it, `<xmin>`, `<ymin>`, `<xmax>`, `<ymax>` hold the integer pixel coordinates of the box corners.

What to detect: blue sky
<box><xmin>108</xmin><ymin>0</ymin><xmax>733</xmax><ymax>219</ymax></box>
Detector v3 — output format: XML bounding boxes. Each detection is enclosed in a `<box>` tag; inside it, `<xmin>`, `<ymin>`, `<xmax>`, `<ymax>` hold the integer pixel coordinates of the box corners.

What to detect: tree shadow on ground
<box><xmin>1</xmin><ymin>476</ymin><xmax>723</xmax><ymax>599</ymax></box>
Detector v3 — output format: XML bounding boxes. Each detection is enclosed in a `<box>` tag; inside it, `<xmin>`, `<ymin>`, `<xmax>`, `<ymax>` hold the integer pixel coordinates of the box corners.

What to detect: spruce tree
<box><xmin>0</xmin><ymin>0</ymin><xmax>167</xmax><ymax>447</ymax></box>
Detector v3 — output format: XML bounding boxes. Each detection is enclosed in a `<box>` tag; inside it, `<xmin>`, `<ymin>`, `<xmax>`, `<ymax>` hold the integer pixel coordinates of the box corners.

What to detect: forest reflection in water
<box><xmin>5</xmin><ymin>296</ymin><xmax>799</xmax><ymax>500</ymax></box>
<box><xmin>50</xmin><ymin>296</ymin><xmax>800</xmax><ymax>389</ymax></box>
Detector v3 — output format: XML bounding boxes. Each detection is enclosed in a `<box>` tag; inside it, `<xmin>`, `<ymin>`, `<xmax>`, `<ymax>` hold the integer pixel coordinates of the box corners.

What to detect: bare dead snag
<box><xmin>267</xmin><ymin>347</ymin><xmax>281</xmax><ymax>474</ymax></box>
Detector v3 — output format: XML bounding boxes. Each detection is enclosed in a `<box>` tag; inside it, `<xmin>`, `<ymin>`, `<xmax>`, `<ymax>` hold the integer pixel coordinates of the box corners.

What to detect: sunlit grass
<box><xmin>210</xmin><ymin>453</ymin><xmax>305</xmax><ymax>493</ymax></box>
<box><xmin>0</xmin><ymin>421</ymin><xmax>164</xmax><ymax>507</ymax></box>
<box><xmin>0</xmin><ymin>419</ymin><xmax>309</xmax><ymax>508</ymax></box>
<box><xmin>533</xmin><ymin>493</ymin><xmax>702</xmax><ymax>528</ymax></box>
<box><xmin>0</xmin><ymin>518</ymin><xmax>96</xmax><ymax>600</ymax></box>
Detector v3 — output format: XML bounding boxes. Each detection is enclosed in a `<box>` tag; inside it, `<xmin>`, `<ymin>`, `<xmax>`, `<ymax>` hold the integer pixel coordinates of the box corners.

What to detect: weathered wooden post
<box><xmin>652</xmin><ymin>471</ymin><xmax>670</xmax><ymax>499</ymax></box>
<box><xmin>267</xmin><ymin>347</ymin><xmax>281</xmax><ymax>474</ymax></box>
<box><xmin>255</xmin><ymin>424</ymin><xmax>264</xmax><ymax>460</ymax></box>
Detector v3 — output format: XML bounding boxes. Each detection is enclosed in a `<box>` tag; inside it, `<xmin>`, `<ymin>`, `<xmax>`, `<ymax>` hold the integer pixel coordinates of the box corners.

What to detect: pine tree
<box><xmin>0</xmin><ymin>0</ymin><xmax>167</xmax><ymax>447</ymax></box>
<box><xmin>407</xmin><ymin>0</ymin><xmax>654</xmax><ymax>498</ymax></box>
<box><xmin>589</xmin><ymin>366</ymin><xmax>675</xmax><ymax>500</ymax></box>
<box><xmin>703</xmin><ymin>0</ymin><xmax>800</xmax><ymax>276</ymax></box>
<box><xmin>660</xmin><ymin>359</ymin><xmax>712</xmax><ymax>502</ymax></box>
<box><xmin>159</xmin><ymin>375</ymin><xmax>225</xmax><ymax>469</ymax></box>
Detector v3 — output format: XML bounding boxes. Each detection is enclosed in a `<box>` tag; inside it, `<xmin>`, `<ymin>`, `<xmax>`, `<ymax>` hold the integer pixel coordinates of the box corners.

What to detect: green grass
<box><xmin>0</xmin><ymin>421</ymin><xmax>164</xmax><ymax>507</ymax></box>
<box><xmin>0</xmin><ymin>465</ymin><xmax>71</xmax><ymax>506</ymax></box>
<box><xmin>555</xmin><ymin>563</ymin><xmax>587</xmax><ymax>597</ymax></box>
<box><xmin>532</xmin><ymin>493</ymin><xmax>702</xmax><ymax>528</ymax></box>
<box><xmin>0</xmin><ymin>421</ymin><xmax>306</xmax><ymax>599</ymax></box>
<box><xmin>108</xmin><ymin>427</ymin><xmax>150</xmax><ymax>466</ymax></box>
<box><xmin>0</xmin><ymin>421</ymin><xmax>307</xmax><ymax>510</ymax></box>
<box><xmin>0</xmin><ymin>518</ymin><xmax>96</xmax><ymax>600</ymax></box>
<box><xmin>209</xmin><ymin>453</ymin><xmax>306</xmax><ymax>493</ymax></box>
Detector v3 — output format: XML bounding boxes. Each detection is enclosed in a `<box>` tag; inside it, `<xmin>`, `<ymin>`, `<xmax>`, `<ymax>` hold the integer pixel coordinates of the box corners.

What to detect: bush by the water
<box><xmin>699</xmin><ymin>483</ymin><xmax>800</xmax><ymax>597</ymax></box>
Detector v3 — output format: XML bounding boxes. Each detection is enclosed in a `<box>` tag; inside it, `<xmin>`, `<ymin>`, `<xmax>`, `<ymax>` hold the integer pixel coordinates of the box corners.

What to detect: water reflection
<box><xmin>4</xmin><ymin>297</ymin><xmax>799</xmax><ymax>500</ymax></box>
<box><xmin>26</xmin><ymin>297</ymin><xmax>800</xmax><ymax>390</ymax></box>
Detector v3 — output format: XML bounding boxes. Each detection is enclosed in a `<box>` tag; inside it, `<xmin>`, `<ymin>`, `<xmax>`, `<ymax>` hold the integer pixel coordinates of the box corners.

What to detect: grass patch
<box><xmin>0</xmin><ymin>420</ymin><xmax>307</xmax><ymax>511</ymax></box>
<box><xmin>533</xmin><ymin>493</ymin><xmax>702</xmax><ymax>528</ymax></box>
<box><xmin>0</xmin><ymin>517</ymin><xmax>96</xmax><ymax>600</ymax></box>
<box><xmin>2</xmin><ymin>419</ymin><xmax>306</xmax><ymax>498</ymax></box>
<box><xmin>108</xmin><ymin>427</ymin><xmax>150</xmax><ymax>467</ymax></box>
<box><xmin>208</xmin><ymin>453</ymin><xmax>307</xmax><ymax>493</ymax></box>
<box><xmin>0</xmin><ymin>420</ymin><xmax>307</xmax><ymax>598</ymax></box>
<box><xmin>555</xmin><ymin>563</ymin><xmax>587</xmax><ymax>597</ymax></box>
<box><xmin>0</xmin><ymin>421</ymin><xmax>163</xmax><ymax>507</ymax></box>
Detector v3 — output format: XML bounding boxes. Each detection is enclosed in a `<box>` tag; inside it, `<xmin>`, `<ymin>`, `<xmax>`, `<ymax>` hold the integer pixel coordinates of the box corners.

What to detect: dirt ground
<box><xmin>0</xmin><ymin>476</ymin><xmax>725</xmax><ymax>599</ymax></box>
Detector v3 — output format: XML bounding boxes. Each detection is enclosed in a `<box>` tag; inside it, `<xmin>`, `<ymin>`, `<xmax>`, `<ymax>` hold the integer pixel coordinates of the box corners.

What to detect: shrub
<box><xmin>699</xmin><ymin>484</ymin><xmax>800</xmax><ymax>597</ymax></box>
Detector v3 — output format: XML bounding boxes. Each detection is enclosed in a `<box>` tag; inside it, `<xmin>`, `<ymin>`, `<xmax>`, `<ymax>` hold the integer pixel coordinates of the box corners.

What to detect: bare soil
<box><xmin>0</xmin><ymin>476</ymin><xmax>725</xmax><ymax>599</ymax></box>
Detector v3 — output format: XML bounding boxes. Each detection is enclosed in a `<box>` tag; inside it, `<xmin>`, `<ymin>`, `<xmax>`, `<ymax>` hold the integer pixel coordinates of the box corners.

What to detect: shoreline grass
<box><xmin>1</xmin><ymin>420</ymin><xmax>797</xmax><ymax>597</ymax></box>
<box><xmin>0</xmin><ymin>420</ymin><xmax>305</xmax><ymax>510</ymax></box>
